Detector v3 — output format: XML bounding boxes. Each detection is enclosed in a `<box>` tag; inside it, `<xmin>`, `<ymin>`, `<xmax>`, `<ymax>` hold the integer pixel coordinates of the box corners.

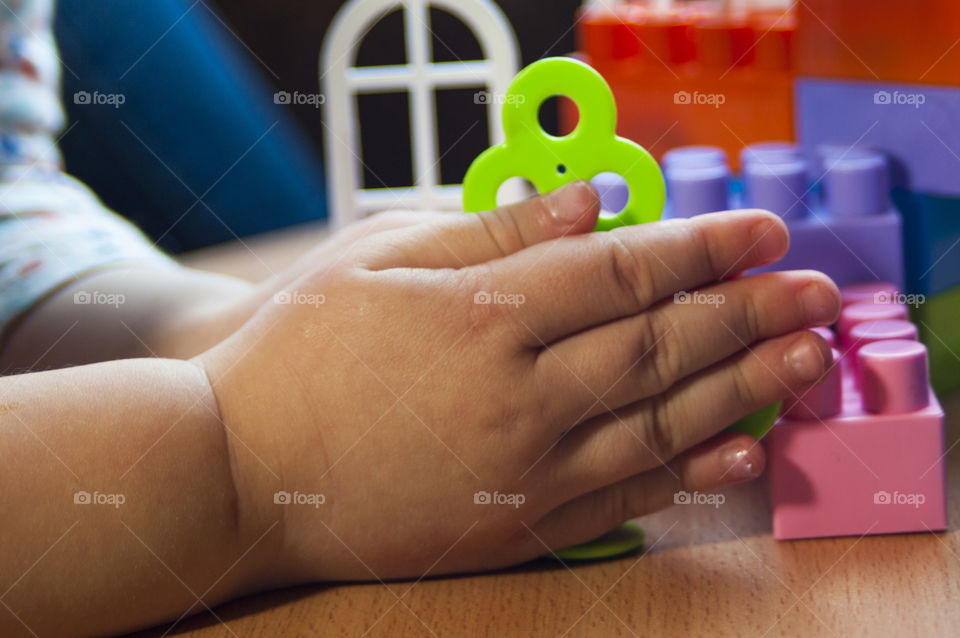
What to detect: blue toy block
<box><xmin>796</xmin><ymin>78</ymin><xmax>960</xmax><ymax>198</ymax></box>
<box><xmin>892</xmin><ymin>189</ymin><xmax>960</xmax><ymax>296</ymax></box>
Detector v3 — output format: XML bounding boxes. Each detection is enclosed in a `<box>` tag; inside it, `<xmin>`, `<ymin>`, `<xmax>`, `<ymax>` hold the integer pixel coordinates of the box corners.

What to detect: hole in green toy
<box><xmin>590</xmin><ymin>172</ymin><xmax>629</xmax><ymax>219</ymax></box>
<box><xmin>496</xmin><ymin>177</ymin><xmax>536</xmax><ymax>207</ymax></box>
<box><xmin>538</xmin><ymin>95</ymin><xmax>579</xmax><ymax>138</ymax></box>
<box><xmin>557</xmin><ymin>164</ymin><xmax>567</xmax><ymax>174</ymax></box>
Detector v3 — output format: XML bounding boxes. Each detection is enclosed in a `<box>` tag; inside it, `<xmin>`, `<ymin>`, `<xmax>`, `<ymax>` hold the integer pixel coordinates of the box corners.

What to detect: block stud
<box><xmin>823</xmin><ymin>151</ymin><xmax>888</xmax><ymax>218</ymax></box>
<box><xmin>743</xmin><ymin>158</ymin><xmax>809</xmax><ymax>220</ymax></box>
<box><xmin>859</xmin><ymin>340</ymin><xmax>930</xmax><ymax>414</ymax></box>
<box><xmin>665</xmin><ymin>163</ymin><xmax>730</xmax><ymax>218</ymax></box>
<box><xmin>838</xmin><ymin>302</ymin><xmax>908</xmax><ymax>349</ymax></box>
<box><xmin>840</xmin><ymin>281</ymin><xmax>899</xmax><ymax>307</ymax></box>
<box><xmin>739</xmin><ymin>141</ymin><xmax>799</xmax><ymax>168</ymax></box>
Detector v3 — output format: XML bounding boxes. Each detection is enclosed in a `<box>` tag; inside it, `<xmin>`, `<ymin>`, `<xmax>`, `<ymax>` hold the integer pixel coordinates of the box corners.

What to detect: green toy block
<box><xmin>912</xmin><ymin>285</ymin><xmax>960</xmax><ymax>395</ymax></box>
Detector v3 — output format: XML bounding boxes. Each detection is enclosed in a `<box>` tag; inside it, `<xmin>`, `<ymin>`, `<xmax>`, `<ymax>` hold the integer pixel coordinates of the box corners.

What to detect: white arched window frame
<box><xmin>322</xmin><ymin>0</ymin><xmax>519</xmax><ymax>228</ymax></box>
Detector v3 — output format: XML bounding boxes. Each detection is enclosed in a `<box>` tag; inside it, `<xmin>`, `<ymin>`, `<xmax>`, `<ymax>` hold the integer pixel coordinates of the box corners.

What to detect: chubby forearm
<box><xmin>0</xmin><ymin>358</ymin><xmax>277</xmax><ymax>638</ymax></box>
<box><xmin>0</xmin><ymin>264</ymin><xmax>256</xmax><ymax>372</ymax></box>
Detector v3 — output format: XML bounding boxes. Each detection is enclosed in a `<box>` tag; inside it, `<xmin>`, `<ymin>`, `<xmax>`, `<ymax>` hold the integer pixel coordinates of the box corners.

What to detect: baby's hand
<box><xmin>197</xmin><ymin>181</ymin><xmax>839</xmax><ymax>583</ymax></box>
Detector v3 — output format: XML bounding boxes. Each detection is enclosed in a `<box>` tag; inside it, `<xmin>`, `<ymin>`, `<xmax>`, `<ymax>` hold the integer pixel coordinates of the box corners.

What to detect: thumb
<box><xmin>364</xmin><ymin>180</ymin><xmax>600</xmax><ymax>269</ymax></box>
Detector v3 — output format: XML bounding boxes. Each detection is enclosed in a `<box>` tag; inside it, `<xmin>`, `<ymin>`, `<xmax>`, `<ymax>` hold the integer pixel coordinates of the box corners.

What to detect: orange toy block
<box><xmin>794</xmin><ymin>0</ymin><xmax>960</xmax><ymax>85</ymax></box>
<box><xmin>573</xmin><ymin>4</ymin><xmax>795</xmax><ymax>170</ymax></box>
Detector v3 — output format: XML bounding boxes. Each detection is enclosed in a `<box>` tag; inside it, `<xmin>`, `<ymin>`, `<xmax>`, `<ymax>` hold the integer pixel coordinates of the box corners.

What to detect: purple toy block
<box><xmin>747</xmin><ymin>148</ymin><xmax>905</xmax><ymax>289</ymax></box>
<box><xmin>664</xmin><ymin>163</ymin><xmax>730</xmax><ymax>219</ymax></box>
<box><xmin>662</xmin><ymin>145</ymin><xmax>731</xmax><ymax>219</ymax></box>
<box><xmin>663</xmin><ymin>145</ymin><xmax>728</xmax><ymax>168</ymax></box>
<box><xmin>823</xmin><ymin>153</ymin><xmax>888</xmax><ymax>217</ymax></box>
<box><xmin>743</xmin><ymin>158</ymin><xmax>809</xmax><ymax>220</ymax></box>
<box><xmin>739</xmin><ymin>141</ymin><xmax>799</xmax><ymax>168</ymax></box>
<box><xmin>660</xmin><ymin>140</ymin><xmax>905</xmax><ymax>288</ymax></box>
<box><xmin>750</xmin><ymin>211</ymin><xmax>904</xmax><ymax>289</ymax></box>
<box><xmin>796</xmin><ymin>78</ymin><xmax>960</xmax><ymax>197</ymax></box>
<box><xmin>768</xmin><ymin>289</ymin><xmax>947</xmax><ymax>540</ymax></box>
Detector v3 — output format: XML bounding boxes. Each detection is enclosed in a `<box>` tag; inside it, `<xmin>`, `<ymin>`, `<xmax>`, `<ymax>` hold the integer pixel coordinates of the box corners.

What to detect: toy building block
<box><xmin>767</xmin><ymin>292</ymin><xmax>947</xmax><ymax>540</ymax></box>
<box><xmin>796</xmin><ymin>79</ymin><xmax>960</xmax><ymax>199</ymax></box>
<box><xmin>661</xmin><ymin>145</ymin><xmax>732</xmax><ymax>219</ymax></box>
<box><xmin>911</xmin><ymin>284</ymin><xmax>960</xmax><ymax>395</ymax></box>
<box><xmin>891</xmin><ymin>189</ymin><xmax>960</xmax><ymax>297</ymax></box>
<box><xmin>744</xmin><ymin>147</ymin><xmax>904</xmax><ymax>289</ymax></box>
<box><xmin>660</xmin><ymin>142</ymin><xmax>905</xmax><ymax>289</ymax></box>
<box><xmin>574</xmin><ymin>3</ymin><xmax>795</xmax><ymax>170</ymax></box>
<box><xmin>794</xmin><ymin>0</ymin><xmax>960</xmax><ymax>86</ymax></box>
<box><xmin>840</xmin><ymin>281</ymin><xmax>900</xmax><ymax>308</ymax></box>
<box><xmin>795</xmin><ymin>79</ymin><xmax>960</xmax><ymax>295</ymax></box>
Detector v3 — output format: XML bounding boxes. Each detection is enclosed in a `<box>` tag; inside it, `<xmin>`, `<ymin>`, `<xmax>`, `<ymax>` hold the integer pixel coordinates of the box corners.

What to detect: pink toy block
<box><xmin>767</xmin><ymin>292</ymin><xmax>947</xmax><ymax>540</ymax></box>
<box><xmin>837</xmin><ymin>302</ymin><xmax>908</xmax><ymax>349</ymax></box>
<box><xmin>839</xmin><ymin>281</ymin><xmax>899</xmax><ymax>308</ymax></box>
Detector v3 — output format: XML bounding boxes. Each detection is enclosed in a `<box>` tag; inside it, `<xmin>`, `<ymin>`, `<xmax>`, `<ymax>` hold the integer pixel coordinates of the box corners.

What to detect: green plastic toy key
<box><xmin>462</xmin><ymin>57</ymin><xmax>665</xmax><ymax>229</ymax></box>
<box><xmin>462</xmin><ymin>56</ymin><xmax>779</xmax><ymax>561</ymax></box>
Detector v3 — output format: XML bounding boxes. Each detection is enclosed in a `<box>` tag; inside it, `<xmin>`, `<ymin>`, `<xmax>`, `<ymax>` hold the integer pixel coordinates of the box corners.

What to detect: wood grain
<box><xmin>154</xmin><ymin>223</ymin><xmax>960</xmax><ymax>638</ymax></box>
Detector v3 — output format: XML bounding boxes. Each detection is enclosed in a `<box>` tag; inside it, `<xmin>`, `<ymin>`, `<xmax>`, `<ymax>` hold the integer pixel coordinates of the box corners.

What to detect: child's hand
<box><xmin>198</xmin><ymin>181</ymin><xmax>840</xmax><ymax>583</ymax></box>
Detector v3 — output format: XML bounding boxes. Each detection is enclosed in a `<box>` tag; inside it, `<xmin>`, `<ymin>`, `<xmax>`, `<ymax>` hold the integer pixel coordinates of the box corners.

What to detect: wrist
<box><xmin>192</xmin><ymin>340</ymin><xmax>302</xmax><ymax>591</ymax></box>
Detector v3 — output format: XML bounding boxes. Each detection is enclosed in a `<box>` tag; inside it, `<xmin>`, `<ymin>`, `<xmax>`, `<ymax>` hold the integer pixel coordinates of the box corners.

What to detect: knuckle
<box><xmin>604</xmin><ymin>232</ymin><xmax>658</xmax><ymax>311</ymax></box>
<box><xmin>644</xmin><ymin>313</ymin><xmax>685</xmax><ymax>395</ymax></box>
<box><xmin>737</xmin><ymin>289</ymin><xmax>764</xmax><ymax>345</ymax></box>
<box><xmin>729</xmin><ymin>356</ymin><xmax>762</xmax><ymax>414</ymax></box>
<box><xmin>641</xmin><ymin>395</ymin><xmax>678</xmax><ymax>462</ymax></box>
<box><xmin>686</xmin><ymin>221</ymin><xmax>722</xmax><ymax>278</ymax></box>
<box><xmin>477</xmin><ymin>207</ymin><xmax>524</xmax><ymax>258</ymax></box>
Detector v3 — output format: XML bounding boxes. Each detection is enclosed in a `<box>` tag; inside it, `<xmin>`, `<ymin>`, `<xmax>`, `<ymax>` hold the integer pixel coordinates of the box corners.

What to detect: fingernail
<box><xmin>786</xmin><ymin>336</ymin><xmax>826</xmax><ymax>383</ymax></box>
<box><xmin>751</xmin><ymin>219</ymin><xmax>788</xmax><ymax>264</ymax></box>
<box><xmin>722</xmin><ymin>445</ymin><xmax>761</xmax><ymax>482</ymax></box>
<box><xmin>799</xmin><ymin>280</ymin><xmax>839</xmax><ymax>325</ymax></box>
<box><xmin>548</xmin><ymin>181</ymin><xmax>595</xmax><ymax>224</ymax></box>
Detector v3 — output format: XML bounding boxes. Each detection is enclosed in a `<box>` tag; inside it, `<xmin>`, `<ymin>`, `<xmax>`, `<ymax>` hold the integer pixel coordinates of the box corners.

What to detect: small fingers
<box><xmin>545</xmin><ymin>330</ymin><xmax>831</xmax><ymax>497</ymax></box>
<box><xmin>363</xmin><ymin>181</ymin><xmax>600</xmax><ymax>270</ymax></box>
<box><xmin>483</xmin><ymin>209</ymin><xmax>789</xmax><ymax>346</ymax></box>
<box><xmin>530</xmin><ymin>432</ymin><xmax>764</xmax><ymax>552</ymax></box>
<box><xmin>535</xmin><ymin>270</ymin><xmax>840</xmax><ymax>423</ymax></box>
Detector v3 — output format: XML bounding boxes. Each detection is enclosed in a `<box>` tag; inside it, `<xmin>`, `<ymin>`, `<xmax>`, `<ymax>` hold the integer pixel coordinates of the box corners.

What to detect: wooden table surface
<box><xmin>137</xmin><ymin>222</ymin><xmax>960</xmax><ymax>638</ymax></box>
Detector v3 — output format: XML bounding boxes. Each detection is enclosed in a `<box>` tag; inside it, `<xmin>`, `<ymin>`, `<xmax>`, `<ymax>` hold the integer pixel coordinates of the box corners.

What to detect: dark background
<box><xmin>208</xmin><ymin>0</ymin><xmax>583</xmax><ymax>190</ymax></box>
<box><xmin>54</xmin><ymin>0</ymin><xmax>584</xmax><ymax>251</ymax></box>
